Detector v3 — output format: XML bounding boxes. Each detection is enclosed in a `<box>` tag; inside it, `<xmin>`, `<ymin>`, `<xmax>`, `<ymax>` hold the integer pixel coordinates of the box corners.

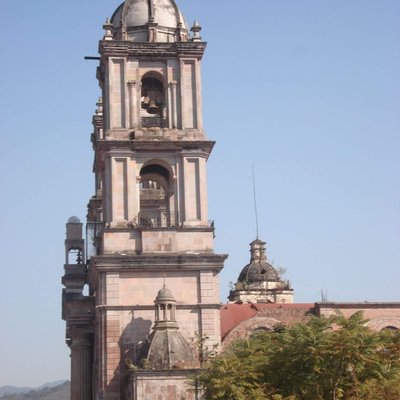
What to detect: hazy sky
<box><xmin>0</xmin><ymin>0</ymin><xmax>399</xmax><ymax>388</ymax></box>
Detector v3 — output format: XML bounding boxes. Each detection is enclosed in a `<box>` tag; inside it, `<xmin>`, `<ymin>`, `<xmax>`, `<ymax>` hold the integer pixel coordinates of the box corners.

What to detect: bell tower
<box><xmin>63</xmin><ymin>1</ymin><xmax>227</xmax><ymax>399</ymax></box>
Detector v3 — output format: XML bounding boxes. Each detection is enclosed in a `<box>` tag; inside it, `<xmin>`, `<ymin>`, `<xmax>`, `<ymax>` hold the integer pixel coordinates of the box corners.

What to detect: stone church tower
<box><xmin>62</xmin><ymin>1</ymin><xmax>227</xmax><ymax>399</ymax></box>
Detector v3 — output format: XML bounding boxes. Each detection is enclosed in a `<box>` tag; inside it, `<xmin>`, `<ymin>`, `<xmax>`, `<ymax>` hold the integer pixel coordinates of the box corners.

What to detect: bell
<box><xmin>147</xmin><ymin>100</ymin><xmax>159</xmax><ymax>114</ymax></box>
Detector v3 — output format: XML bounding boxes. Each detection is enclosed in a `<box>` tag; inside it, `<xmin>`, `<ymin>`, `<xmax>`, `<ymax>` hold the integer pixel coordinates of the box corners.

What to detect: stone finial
<box><xmin>103</xmin><ymin>18</ymin><xmax>113</xmax><ymax>40</ymax></box>
<box><xmin>191</xmin><ymin>20</ymin><xmax>202</xmax><ymax>42</ymax></box>
<box><xmin>176</xmin><ymin>22</ymin><xmax>187</xmax><ymax>42</ymax></box>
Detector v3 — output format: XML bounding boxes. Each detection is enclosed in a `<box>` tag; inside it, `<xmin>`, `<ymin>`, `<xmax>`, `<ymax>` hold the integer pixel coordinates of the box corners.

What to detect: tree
<box><xmin>194</xmin><ymin>333</ymin><xmax>271</xmax><ymax>399</ymax></box>
<box><xmin>196</xmin><ymin>312</ymin><xmax>400</xmax><ymax>400</ymax></box>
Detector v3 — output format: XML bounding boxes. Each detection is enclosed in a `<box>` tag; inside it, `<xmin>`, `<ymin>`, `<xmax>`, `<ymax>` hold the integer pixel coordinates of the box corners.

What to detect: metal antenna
<box><xmin>252</xmin><ymin>164</ymin><xmax>259</xmax><ymax>239</ymax></box>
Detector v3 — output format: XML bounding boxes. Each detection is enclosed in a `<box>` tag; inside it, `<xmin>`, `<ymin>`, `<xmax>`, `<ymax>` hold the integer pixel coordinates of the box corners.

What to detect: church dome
<box><xmin>237</xmin><ymin>239</ymin><xmax>280</xmax><ymax>284</ymax></box>
<box><xmin>111</xmin><ymin>0</ymin><xmax>189</xmax><ymax>42</ymax></box>
<box><xmin>238</xmin><ymin>260</ymin><xmax>279</xmax><ymax>283</ymax></box>
<box><xmin>229</xmin><ymin>239</ymin><xmax>294</xmax><ymax>304</ymax></box>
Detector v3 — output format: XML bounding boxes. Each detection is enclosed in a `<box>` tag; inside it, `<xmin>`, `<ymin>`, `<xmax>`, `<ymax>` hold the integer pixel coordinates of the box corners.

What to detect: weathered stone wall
<box><xmin>316</xmin><ymin>302</ymin><xmax>400</xmax><ymax>330</ymax></box>
<box><xmin>221</xmin><ymin>302</ymin><xmax>400</xmax><ymax>350</ymax></box>
<box><xmin>131</xmin><ymin>370</ymin><xmax>201</xmax><ymax>400</ymax></box>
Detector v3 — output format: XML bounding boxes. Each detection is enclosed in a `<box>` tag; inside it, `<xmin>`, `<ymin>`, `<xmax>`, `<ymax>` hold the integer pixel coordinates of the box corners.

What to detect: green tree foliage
<box><xmin>197</xmin><ymin>312</ymin><xmax>400</xmax><ymax>400</ymax></box>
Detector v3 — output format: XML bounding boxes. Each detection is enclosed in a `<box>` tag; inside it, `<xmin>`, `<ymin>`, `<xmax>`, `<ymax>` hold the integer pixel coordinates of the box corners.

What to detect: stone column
<box><xmin>128</xmin><ymin>80</ymin><xmax>138</xmax><ymax>128</ymax></box>
<box><xmin>70</xmin><ymin>335</ymin><xmax>93</xmax><ymax>400</ymax></box>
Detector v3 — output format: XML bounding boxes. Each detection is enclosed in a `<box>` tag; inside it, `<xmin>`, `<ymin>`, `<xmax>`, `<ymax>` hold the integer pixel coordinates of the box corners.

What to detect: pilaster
<box><xmin>128</xmin><ymin>80</ymin><xmax>138</xmax><ymax>128</ymax></box>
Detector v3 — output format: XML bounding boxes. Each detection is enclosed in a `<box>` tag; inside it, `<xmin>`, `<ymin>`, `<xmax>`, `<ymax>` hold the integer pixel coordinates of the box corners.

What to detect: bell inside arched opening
<box><xmin>140</xmin><ymin>73</ymin><xmax>167</xmax><ymax>128</ymax></box>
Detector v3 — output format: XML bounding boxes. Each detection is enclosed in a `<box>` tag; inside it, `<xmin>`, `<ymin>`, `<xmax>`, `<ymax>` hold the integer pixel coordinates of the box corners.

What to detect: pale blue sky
<box><xmin>0</xmin><ymin>0</ymin><xmax>399</xmax><ymax>387</ymax></box>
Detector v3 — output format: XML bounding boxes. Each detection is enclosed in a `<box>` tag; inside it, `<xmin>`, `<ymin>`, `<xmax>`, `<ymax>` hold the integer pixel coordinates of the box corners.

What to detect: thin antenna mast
<box><xmin>252</xmin><ymin>164</ymin><xmax>259</xmax><ymax>239</ymax></box>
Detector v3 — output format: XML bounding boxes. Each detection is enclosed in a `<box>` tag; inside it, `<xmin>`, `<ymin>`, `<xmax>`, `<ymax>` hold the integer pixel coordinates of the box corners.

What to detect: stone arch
<box><xmin>141</xmin><ymin>159</ymin><xmax>175</xmax><ymax>190</ymax></box>
<box><xmin>140</xmin><ymin>71</ymin><xmax>167</xmax><ymax>127</ymax></box>
<box><xmin>365</xmin><ymin>317</ymin><xmax>400</xmax><ymax>331</ymax></box>
<box><xmin>138</xmin><ymin>160</ymin><xmax>177</xmax><ymax>227</ymax></box>
<box><xmin>243</xmin><ymin>317</ymin><xmax>283</xmax><ymax>339</ymax></box>
<box><xmin>222</xmin><ymin>317</ymin><xmax>282</xmax><ymax>350</ymax></box>
<box><xmin>141</xmin><ymin>71</ymin><xmax>166</xmax><ymax>94</ymax></box>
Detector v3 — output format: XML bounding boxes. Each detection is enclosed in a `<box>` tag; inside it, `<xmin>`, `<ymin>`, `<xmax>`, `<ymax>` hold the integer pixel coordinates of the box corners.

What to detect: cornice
<box><xmin>96</xmin><ymin>303</ymin><xmax>221</xmax><ymax>312</ymax></box>
<box><xmin>90</xmin><ymin>253</ymin><xmax>228</xmax><ymax>271</ymax></box>
<box><xmin>95</xmin><ymin>139</ymin><xmax>215</xmax><ymax>156</ymax></box>
<box><xmin>316</xmin><ymin>302</ymin><xmax>400</xmax><ymax>310</ymax></box>
<box><xmin>99</xmin><ymin>40</ymin><xmax>206</xmax><ymax>60</ymax></box>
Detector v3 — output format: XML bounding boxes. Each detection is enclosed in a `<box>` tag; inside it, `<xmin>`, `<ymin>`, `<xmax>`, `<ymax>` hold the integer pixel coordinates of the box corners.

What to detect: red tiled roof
<box><xmin>220</xmin><ymin>303</ymin><xmax>315</xmax><ymax>339</ymax></box>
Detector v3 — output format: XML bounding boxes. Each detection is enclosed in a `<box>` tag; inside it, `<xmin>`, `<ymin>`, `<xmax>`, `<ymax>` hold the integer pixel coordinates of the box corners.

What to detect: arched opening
<box><xmin>138</xmin><ymin>164</ymin><xmax>176</xmax><ymax>227</ymax></box>
<box><xmin>382</xmin><ymin>326</ymin><xmax>399</xmax><ymax>331</ymax></box>
<box><xmin>82</xmin><ymin>284</ymin><xmax>89</xmax><ymax>296</ymax></box>
<box><xmin>250</xmin><ymin>327</ymin><xmax>271</xmax><ymax>338</ymax></box>
<box><xmin>366</xmin><ymin>318</ymin><xmax>400</xmax><ymax>332</ymax></box>
<box><xmin>140</xmin><ymin>72</ymin><xmax>167</xmax><ymax>128</ymax></box>
<box><xmin>67</xmin><ymin>247</ymin><xmax>83</xmax><ymax>265</ymax></box>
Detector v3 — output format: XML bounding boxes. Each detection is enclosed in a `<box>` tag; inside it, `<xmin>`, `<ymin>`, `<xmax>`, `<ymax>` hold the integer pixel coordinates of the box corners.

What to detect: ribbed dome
<box><xmin>145</xmin><ymin>329</ymin><xmax>197</xmax><ymax>369</ymax></box>
<box><xmin>111</xmin><ymin>0</ymin><xmax>189</xmax><ymax>42</ymax></box>
<box><xmin>237</xmin><ymin>239</ymin><xmax>280</xmax><ymax>284</ymax></box>
<box><xmin>238</xmin><ymin>260</ymin><xmax>279</xmax><ymax>283</ymax></box>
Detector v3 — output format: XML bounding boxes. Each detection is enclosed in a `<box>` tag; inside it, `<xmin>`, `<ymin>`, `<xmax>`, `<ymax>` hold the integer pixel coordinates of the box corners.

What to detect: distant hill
<box><xmin>0</xmin><ymin>388</ymin><xmax>31</xmax><ymax>397</ymax></box>
<box><xmin>0</xmin><ymin>381</ymin><xmax>70</xmax><ymax>400</ymax></box>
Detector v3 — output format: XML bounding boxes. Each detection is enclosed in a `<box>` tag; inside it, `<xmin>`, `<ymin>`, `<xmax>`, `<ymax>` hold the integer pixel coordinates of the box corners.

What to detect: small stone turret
<box><xmin>141</xmin><ymin>285</ymin><xmax>198</xmax><ymax>369</ymax></box>
<box><xmin>229</xmin><ymin>239</ymin><xmax>294</xmax><ymax>304</ymax></box>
